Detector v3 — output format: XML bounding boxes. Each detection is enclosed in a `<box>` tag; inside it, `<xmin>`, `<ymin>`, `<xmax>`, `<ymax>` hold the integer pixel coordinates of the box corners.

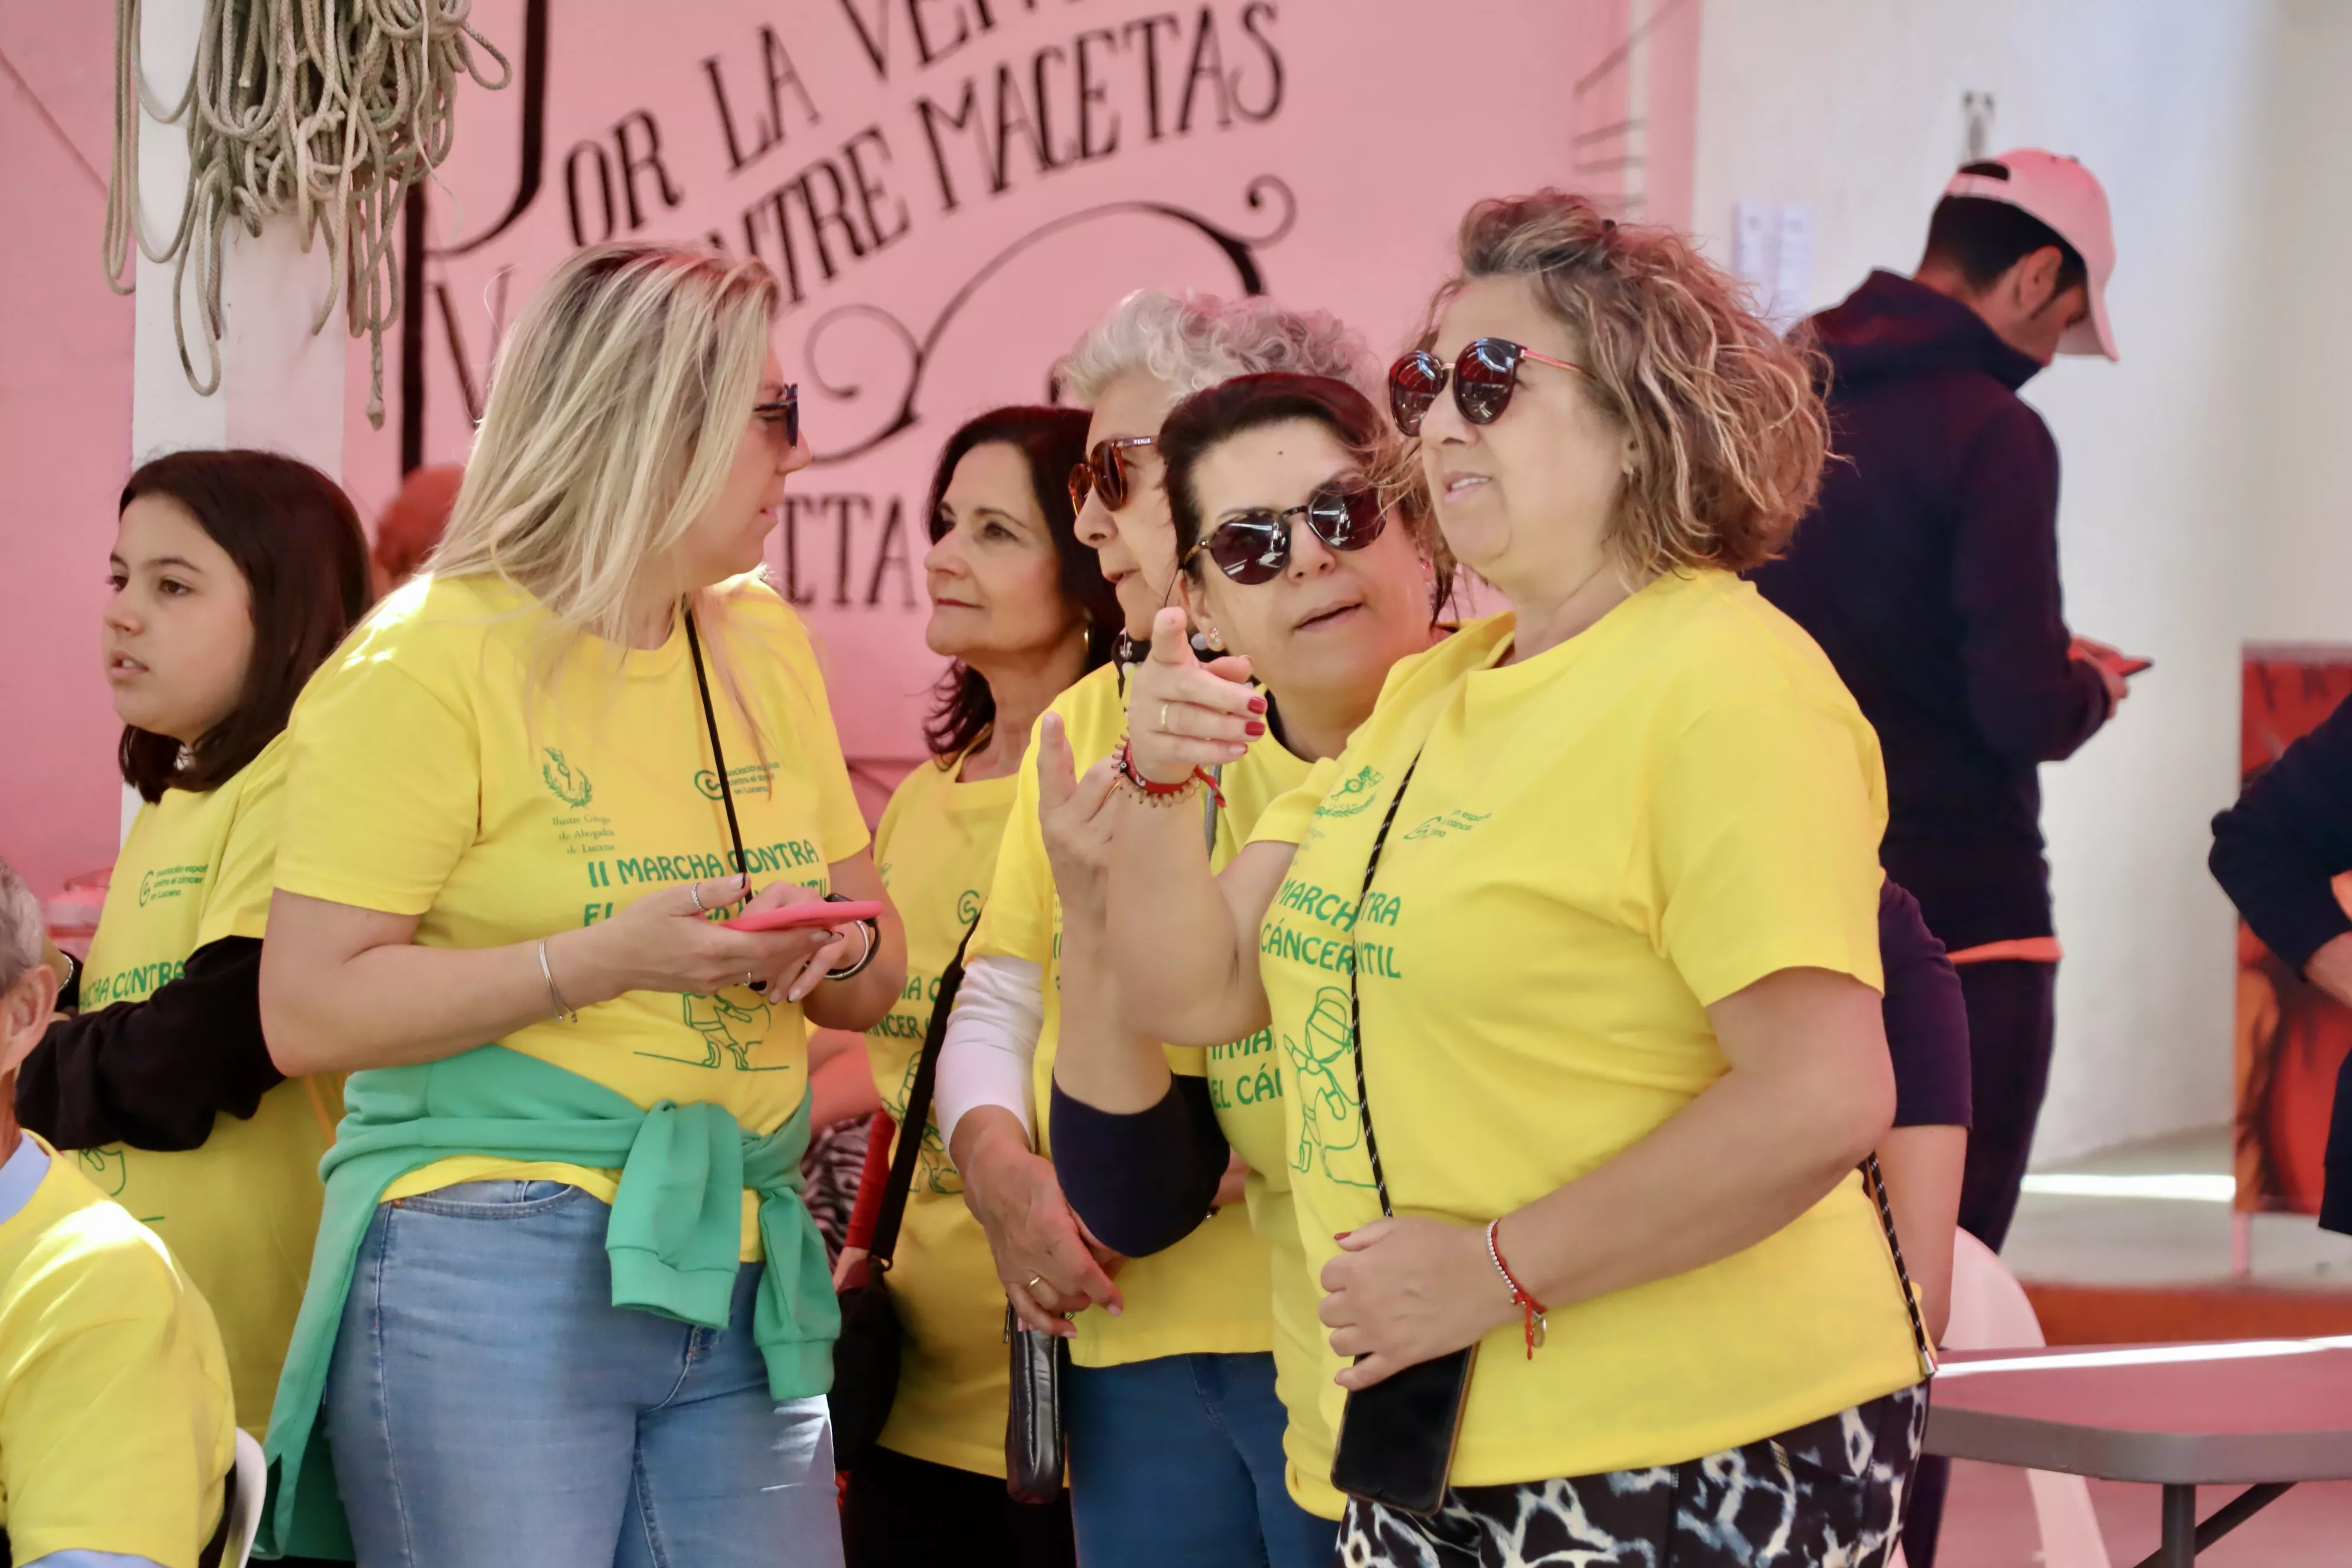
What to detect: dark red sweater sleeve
<box><xmin>1949</xmin><ymin>402</ymin><xmax>2112</xmax><ymax>764</ymax></box>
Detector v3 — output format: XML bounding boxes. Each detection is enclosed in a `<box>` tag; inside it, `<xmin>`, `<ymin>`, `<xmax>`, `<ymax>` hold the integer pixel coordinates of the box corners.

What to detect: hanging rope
<box><xmin>103</xmin><ymin>0</ymin><xmax>509</xmax><ymax>427</ymax></box>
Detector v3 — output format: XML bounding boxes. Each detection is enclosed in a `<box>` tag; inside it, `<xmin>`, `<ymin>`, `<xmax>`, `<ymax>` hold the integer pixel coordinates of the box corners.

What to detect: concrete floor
<box><xmin>2003</xmin><ymin>1125</ymin><xmax>2352</xmax><ymax>1289</ymax></box>
<box><xmin>1935</xmin><ymin>1128</ymin><xmax>2352</xmax><ymax>1564</ymax></box>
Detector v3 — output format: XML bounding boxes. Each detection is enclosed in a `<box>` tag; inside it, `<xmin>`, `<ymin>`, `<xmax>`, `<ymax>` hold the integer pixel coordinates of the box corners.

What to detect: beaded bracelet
<box><xmin>1111</xmin><ymin>736</ymin><xmax>1226</xmax><ymax>809</ymax></box>
<box><xmin>1486</xmin><ymin>1217</ymin><xmax>1549</xmax><ymax>1358</ymax></box>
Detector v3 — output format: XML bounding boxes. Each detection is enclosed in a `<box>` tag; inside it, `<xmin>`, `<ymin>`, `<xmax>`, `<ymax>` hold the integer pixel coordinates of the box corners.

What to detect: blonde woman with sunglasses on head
<box><xmin>256</xmin><ymin>244</ymin><xmax>905</xmax><ymax>1568</ymax></box>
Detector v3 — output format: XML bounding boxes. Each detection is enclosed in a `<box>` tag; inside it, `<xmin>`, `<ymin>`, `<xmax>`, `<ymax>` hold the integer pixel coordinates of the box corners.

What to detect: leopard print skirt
<box><xmin>1338</xmin><ymin>1381</ymin><xmax>1927</xmax><ymax>1568</ymax></box>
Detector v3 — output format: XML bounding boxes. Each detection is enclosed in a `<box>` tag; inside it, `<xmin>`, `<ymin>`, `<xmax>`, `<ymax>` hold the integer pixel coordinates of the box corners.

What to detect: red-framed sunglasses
<box><xmin>753</xmin><ymin>384</ymin><xmax>800</xmax><ymax>449</ymax></box>
<box><xmin>1387</xmin><ymin>339</ymin><xmax>1585</xmax><ymax>436</ymax></box>
<box><xmin>1184</xmin><ymin>482</ymin><xmax>1387</xmax><ymax>585</ymax></box>
<box><xmin>1067</xmin><ymin>436</ymin><xmax>1155</xmax><ymax>514</ymax></box>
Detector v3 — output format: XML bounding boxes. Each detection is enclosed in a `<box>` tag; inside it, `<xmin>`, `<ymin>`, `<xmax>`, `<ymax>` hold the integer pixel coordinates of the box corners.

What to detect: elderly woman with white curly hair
<box><xmin>933</xmin><ymin>290</ymin><xmax>1373</xmax><ymax>1568</ymax></box>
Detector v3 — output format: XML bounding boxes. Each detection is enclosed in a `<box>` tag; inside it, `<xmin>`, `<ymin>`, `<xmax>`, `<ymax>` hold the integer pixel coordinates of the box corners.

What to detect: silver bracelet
<box><xmin>538</xmin><ymin>937</ymin><xmax>579</xmax><ymax>1023</ymax></box>
<box><xmin>824</xmin><ymin>919</ymin><xmax>878</xmax><ymax>982</ymax></box>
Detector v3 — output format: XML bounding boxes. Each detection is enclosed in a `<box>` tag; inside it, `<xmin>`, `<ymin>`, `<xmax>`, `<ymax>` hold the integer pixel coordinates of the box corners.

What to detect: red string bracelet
<box><xmin>1485</xmin><ymin>1219</ymin><xmax>1548</xmax><ymax>1358</ymax></box>
<box><xmin>1112</xmin><ymin>737</ymin><xmax>1226</xmax><ymax>808</ymax></box>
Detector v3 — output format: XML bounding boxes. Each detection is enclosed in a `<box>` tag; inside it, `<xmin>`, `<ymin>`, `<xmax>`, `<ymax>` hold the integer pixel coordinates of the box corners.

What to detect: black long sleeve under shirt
<box><xmin>18</xmin><ymin>936</ymin><xmax>285</xmax><ymax>1152</ymax></box>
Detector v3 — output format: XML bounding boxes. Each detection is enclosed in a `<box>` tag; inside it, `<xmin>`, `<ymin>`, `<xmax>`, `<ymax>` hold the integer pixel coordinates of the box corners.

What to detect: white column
<box><xmin>128</xmin><ymin>0</ymin><xmax>347</xmax><ymax>477</ymax></box>
<box><xmin>125</xmin><ymin>0</ymin><xmax>348</xmax><ymax>838</ymax></box>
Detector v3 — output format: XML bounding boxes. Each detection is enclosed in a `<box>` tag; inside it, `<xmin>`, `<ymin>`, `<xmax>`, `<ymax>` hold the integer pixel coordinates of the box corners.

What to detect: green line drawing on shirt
<box><xmin>77</xmin><ymin>1146</ymin><xmax>130</xmax><ymax>1196</ymax></box>
<box><xmin>890</xmin><ymin>1052</ymin><xmax>961</xmax><ymax>1195</ymax></box>
<box><xmin>637</xmin><ymin>992</ymin><xmax>787</xmax><ymax>1071</ymax></box>
<box><xmin>1285</xmin><ymin>986</ymin><xmax>1373</xmax><ymax>1188</ymax></box>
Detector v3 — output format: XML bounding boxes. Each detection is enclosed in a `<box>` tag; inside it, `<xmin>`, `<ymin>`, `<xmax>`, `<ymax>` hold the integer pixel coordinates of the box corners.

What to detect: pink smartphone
<box><xmin>723</xmin><ymin>900</ymin><xmax>883</xmax><ymax>933</ymax></box>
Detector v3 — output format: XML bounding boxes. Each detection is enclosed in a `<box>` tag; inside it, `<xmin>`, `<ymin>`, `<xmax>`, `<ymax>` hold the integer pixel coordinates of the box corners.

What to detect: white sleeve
<box><xmin>934</xmin><ymin>955</ymin><xmax>1044</xmax><ymax>1147</ymax></box>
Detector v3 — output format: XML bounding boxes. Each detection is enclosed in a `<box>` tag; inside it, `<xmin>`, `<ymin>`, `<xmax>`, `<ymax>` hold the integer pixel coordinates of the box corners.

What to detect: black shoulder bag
<box><xmin>1004</xmin><ymin>754</ymin><xmax>1228</xmax><ymax>1503</ymax></box>
<box><xmin>832</xmin><ymin>917</ymin><xmax>980</xmax><ymax>1471</ymax></box>
<box><xmin>1327</xmin><ymin>752</ymin><xmax>1938</xmax><ymax>1517</ymax></box>
<box><xmin>1325</xmin><ymin>750</ymin><xmax>1475</xmax><ymax>1517</ymax></box>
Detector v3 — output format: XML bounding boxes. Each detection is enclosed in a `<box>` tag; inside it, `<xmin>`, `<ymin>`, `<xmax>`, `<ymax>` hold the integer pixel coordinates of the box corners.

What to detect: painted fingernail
<box><xmin>1334</xmin><ymin>1230</ymin><xmax>1353</xmax><ymax>1242</ymax></box>
<box><xmin>1247</xmin><ymin>695</ymin><xmax>1267</xmax><ymax>714</ymax></box>
<box><xmin>1244</xmin><ymin>720</ymin><xmax>1266</xmax><ymax>737</ymax></box>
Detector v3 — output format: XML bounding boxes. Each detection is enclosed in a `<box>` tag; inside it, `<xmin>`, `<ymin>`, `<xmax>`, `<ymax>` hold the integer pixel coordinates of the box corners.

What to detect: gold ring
<box><xmin>744</xmin><ymin>970</ymin><xmax>756</xmax><ymax>989</ymax></box>
<box><xmin>1025</xmin><ymin>1274</ymin><xmax>1046</xmax><ymax>1291</ymax></box>
<box><xmin>1159</xmin><ymin>701</ymin><xmax>1172</xmax><ymax>733</ymax></box>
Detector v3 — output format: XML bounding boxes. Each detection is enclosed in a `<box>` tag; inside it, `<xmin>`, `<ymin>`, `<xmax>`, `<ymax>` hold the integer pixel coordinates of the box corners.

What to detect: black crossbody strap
<box><xmin>1864</xmin><ymin>1151</ymin><xmax>1938</xmax><ymax>1378</ymax></box>
<box><xmin>1344</xmin><ymin>748</ymin><xmax>1425</xmax><ymax>1220</ymax></box>
<box><xmin>870</xmin><ymin>917</ymin><xmax>980</xmax><ymax>1270</ymax></box>
<box><xmin>1341</xmin><ymin>743</ymin><xmax>1933</xmax><ymax>1380</ymax></box>
<box><xmin>684</xmin><ymin>604</ymin><xmax>750</xmax><ymax>878</ymax></box>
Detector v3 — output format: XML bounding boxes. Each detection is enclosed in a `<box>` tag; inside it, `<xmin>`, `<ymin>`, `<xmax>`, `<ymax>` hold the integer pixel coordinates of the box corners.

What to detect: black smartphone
<box><xmin>1329</xmin><ymin>1345</ymin><xmax>1476</xmax><ymax>1517</ymax></box>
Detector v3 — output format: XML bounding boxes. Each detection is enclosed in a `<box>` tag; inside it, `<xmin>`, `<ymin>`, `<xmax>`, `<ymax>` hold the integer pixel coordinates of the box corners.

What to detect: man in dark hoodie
<box><xmin>1752</xmin><ymin>152</ymin><xmax>2138</xmax><ymax>1566</ymax></box>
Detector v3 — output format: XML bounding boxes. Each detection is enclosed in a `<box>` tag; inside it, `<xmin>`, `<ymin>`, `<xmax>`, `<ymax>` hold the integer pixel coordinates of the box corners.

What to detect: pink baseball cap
<box><xmin>1943</xmin><ymin>149</ymin><xmax>2119</xmax><ymax>361</ymax></box>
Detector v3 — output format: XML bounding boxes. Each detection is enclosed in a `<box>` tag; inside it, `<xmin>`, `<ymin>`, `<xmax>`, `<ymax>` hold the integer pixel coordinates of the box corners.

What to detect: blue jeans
<box><xmin>324</xmin><ymin>1181</ymin><xmax>842</xmax><ymax>1568</ymax></box>
<box><xmin>1061</xmin><ymin>1352</ymin><xmax>1337</xmax><ymax>1568</ymax></box>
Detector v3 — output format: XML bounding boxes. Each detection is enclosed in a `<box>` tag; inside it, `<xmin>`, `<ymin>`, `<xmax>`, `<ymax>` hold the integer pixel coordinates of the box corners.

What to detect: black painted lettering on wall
<box><xmin>840</xmin><ymin>0</ymin><xmax>1046</xmax><ymax>83</ymax></box>
<box><xmin>1178</xmin><ymin>8</ymin><xmax>1233</xmax><ymax>133</ymax></box>
<box><xmin>1074</xmin><ymin>28</ymin><xmax>1121</xmax><ymax>158</ymax></box>
<box><xmin>866</xmin><ymin>498</ymin><xmax>916</xmax><ymax>607</ymax></box>
<box><xmin>779</xmin><ymin>494</ymin><xmax>922</xmax><ymax>608</ymax></box>
<box><xmin>564</xmin><ymin>140</ymin><xmax>616</xmax><ymax>246</ymax></box>
<box><xmin>614</xmin><ymin>110</ymin><xmax>687</xmax><ymax>228</ymax></box>
<box><xmin>913</xmin><ymin>7</ymin><xmax>1282</xmax><ymax>214</ymax></box>
<box><xmin>565</xmin><ymin>110</ymin><xmax>687</xmax><ymax>244</ymax></box>
<box><xmin>1123</xmin><ymin>14</ymin><xmax>1182</xmax><ymax>139</ymax></box>
<box><xmin>1236</xmin><ymin>2</ymin><xmax>1282</xmax><ymax>120</ymax></box>
<box><xmin>841</xmin><ymin>126</ymin><xmax>913</xmax><ymax>249</ymax></box>
<box><xmin>724</xmin><ymin>124</ymin><xmax>914</xmax><ymax>306</ymax></box>
<box><xmin>704</xmin><ymin>27</ymin><xmax>822</xmax><ymax>175</ymax></box>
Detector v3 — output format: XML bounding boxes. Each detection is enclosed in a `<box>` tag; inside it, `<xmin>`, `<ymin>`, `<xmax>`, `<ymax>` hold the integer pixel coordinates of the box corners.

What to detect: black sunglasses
<box><xmin>753</xmin><ymin>384</ymin><xmax>800</xmax><ymax>449</ymax></box>
<box><xmin>1387</xmin><ymin>338</ymin><xmax>1585</xmax><ymax>436</ymax></box>
<box><xmin>1185</xmin><ymin>483</ymin><xmax>1387</xmax><ymax>586</ymax></box>
<box><xmin>1067</xmin><ymin>436</ymin><xmax>1155</xmax><ymax>515</ymax></box>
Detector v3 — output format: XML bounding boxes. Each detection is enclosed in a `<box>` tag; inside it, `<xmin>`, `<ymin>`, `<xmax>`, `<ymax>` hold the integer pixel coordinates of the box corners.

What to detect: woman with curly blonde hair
<box><xmin>1105</xmin><ymin>191</ymin><xmax>1932</xmax><ymax>1566</ymax></box>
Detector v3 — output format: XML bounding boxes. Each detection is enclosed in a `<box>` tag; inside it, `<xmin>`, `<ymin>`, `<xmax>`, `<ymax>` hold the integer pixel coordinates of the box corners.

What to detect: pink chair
<box><xmin>1891</xmin><ymin>1230</ymin><xmax>2111</xmax><ymax>1568</ymax></box>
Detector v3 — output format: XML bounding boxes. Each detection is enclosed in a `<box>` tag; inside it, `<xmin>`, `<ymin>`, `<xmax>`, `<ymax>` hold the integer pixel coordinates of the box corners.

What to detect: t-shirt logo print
<box><xmin>1313</xmin><ymin>766</ymin><xmax>1387</xmax><ymax>819</ymax></box>
<box><xmin>541</xmin><ymin>747</ymin><xmax>593</xmax><ymax>808</ymax></box>
<box><xmin>1284</xmin><ymin>986</ymin><xmax>1374</xmax><ymax>1188</ymax></box>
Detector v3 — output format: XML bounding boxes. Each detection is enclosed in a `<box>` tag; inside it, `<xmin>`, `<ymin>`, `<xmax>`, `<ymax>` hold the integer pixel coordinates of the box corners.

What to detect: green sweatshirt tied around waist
<box><xmin>258</xmin><ymin>1046</ymin><xmax>838</xmax><ymax>1560</ymax></box>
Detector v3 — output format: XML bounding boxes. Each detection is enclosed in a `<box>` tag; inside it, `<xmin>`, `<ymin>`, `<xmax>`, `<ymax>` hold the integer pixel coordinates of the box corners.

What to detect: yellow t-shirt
<box><xmin>969</xmin><ymin>660</ymin><xmax>1279</xmax><ymax>1368</ymax></box>
<box><xmin>276</xmin><ymin>573</ymin><xmax>869</xmax><ymax>1256</ymax></box>
<box><xmin>72</xmin><ymin>732</ymin><xmax>338</xmax><ymax>1438</ymax></box>
<box><xmin>1188</xmin><ymin>719</ymin><xmax>1338</xmax><ymax>1518</ymax></box>
<box><xmin>0</xmin><ymin>1137</ymin><xmax>234</xmax><ymax>1568</ymax></box>
<box><xmin>1250</xmin><ymin>573</ymin><xmax>1919</xmax><ymax>1486</ymax></box>
<box><xmin>863</xmin><ymin>749</ymin><xmax>1018</xmax><ymax>1477</ymax></box>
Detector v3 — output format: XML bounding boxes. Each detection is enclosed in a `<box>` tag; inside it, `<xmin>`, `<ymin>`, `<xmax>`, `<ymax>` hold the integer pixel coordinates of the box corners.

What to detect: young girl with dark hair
<box><xmin>835</xmin><ymin>404</ymin><xmax>1114</xmax><ymax>1568</ymax></box>
<box><xmin>22</xmin><ymin>446</ymin><xmax>372</xmax><ymax>1446</ymax></box>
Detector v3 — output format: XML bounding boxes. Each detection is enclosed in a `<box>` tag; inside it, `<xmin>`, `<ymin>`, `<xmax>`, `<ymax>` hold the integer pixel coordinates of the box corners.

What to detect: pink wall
<box><xmin>5</xmin><ymin>0</ymin><xmax>1698</xmax><ymax>900</ymax></box>
<box><xmin>0</xmin><ymin>4</ymin><xmax>136</xmax><ymax>899</ymax></box>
